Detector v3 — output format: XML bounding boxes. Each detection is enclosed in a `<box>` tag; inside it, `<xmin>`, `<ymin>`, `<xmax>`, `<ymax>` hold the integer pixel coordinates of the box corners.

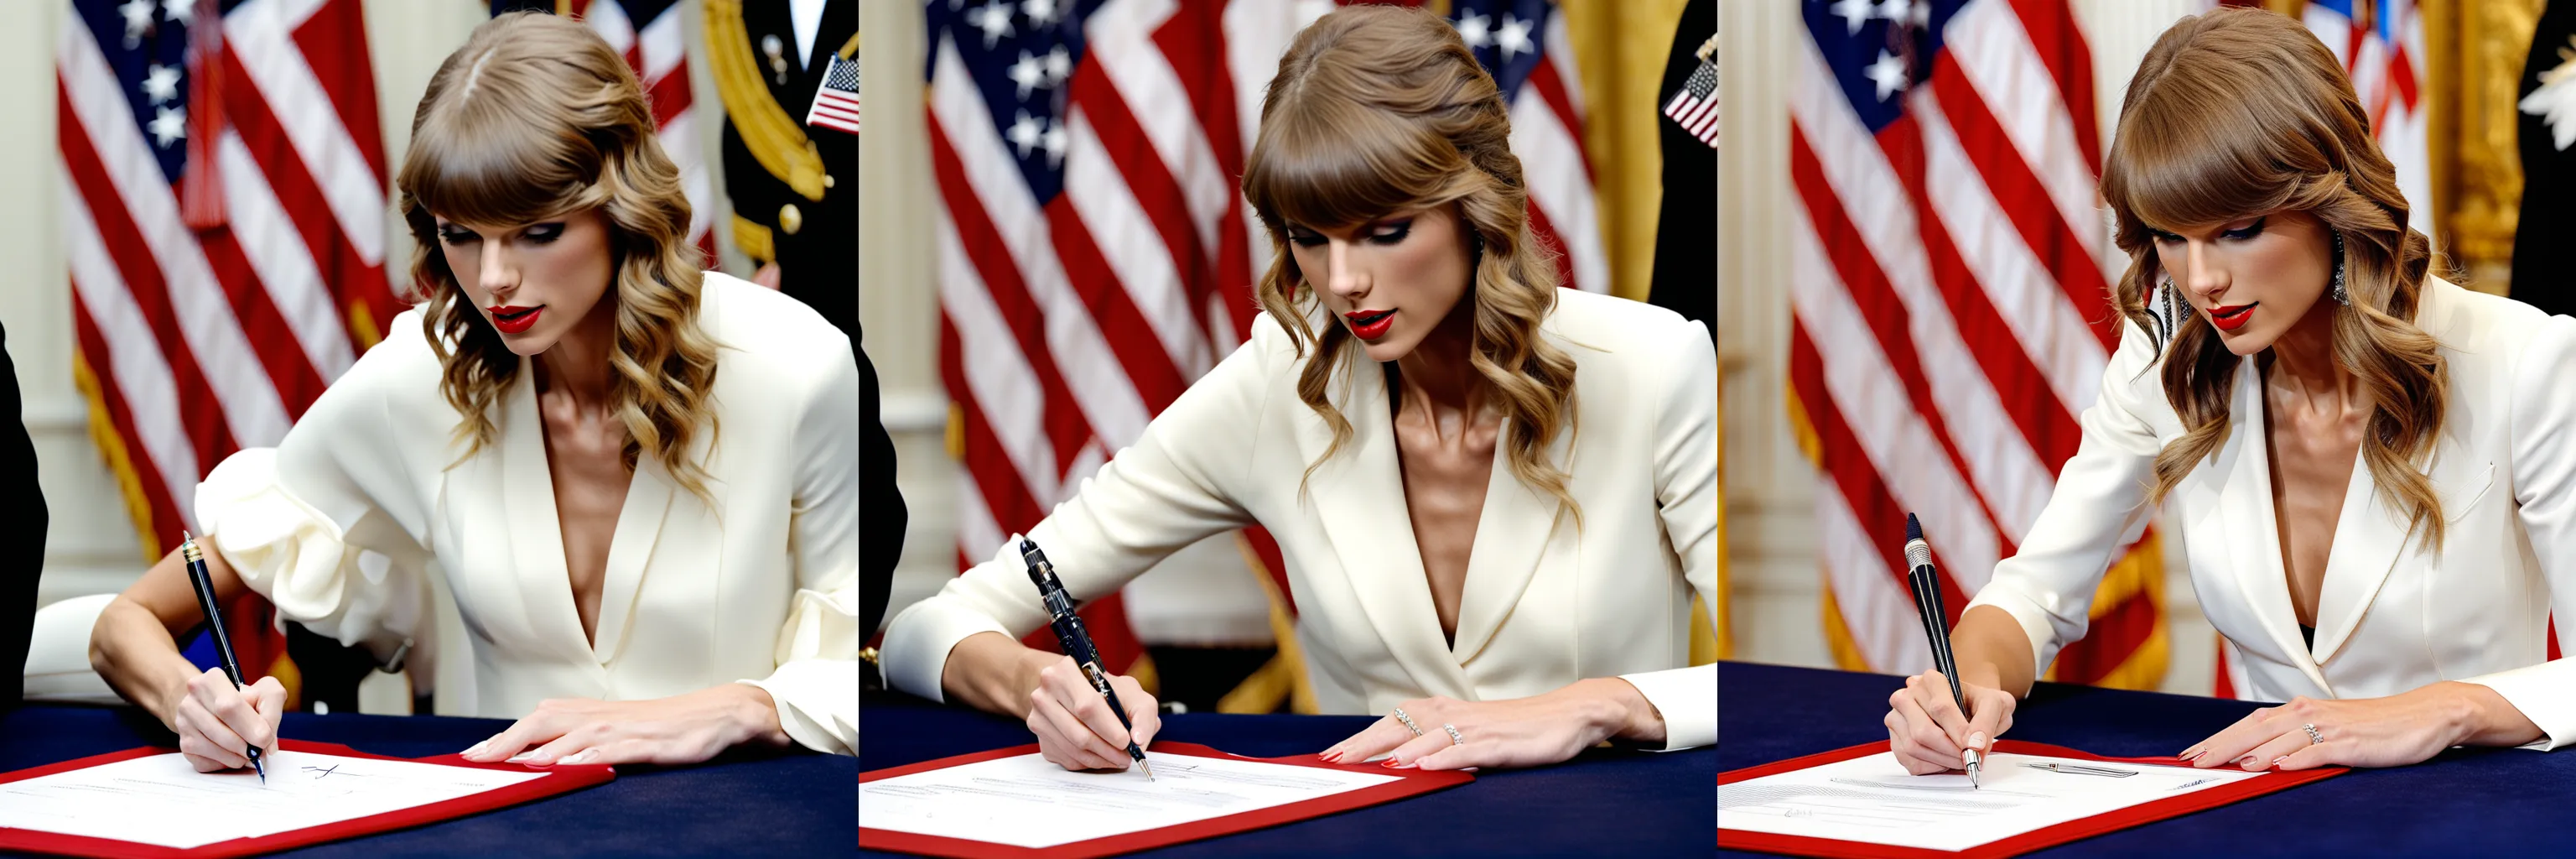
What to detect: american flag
<box><xmin>1789</xmin><ymin>0</ymin><xmax>2168</xmax><ymax>690</ymax></box>
<box><xmin>58</xmin><ymin>0</ymin><xmax>401</xmax><ymax>685</ymax></box>
<box><xmin>808</xmin><ymin>54</ymin><xmax>860</xmax><ymax>136</ymax></box>
<box><xmin>1664</xmin><ymin>33</ymin><xmax>1719</xmax><ymax>150</ymax></box>
<box><xmin>2303</xmin><ymin>1</ymin><xmax>2429</xmax><ymax>234</ymax></box>
<box><xmin>925</xmin><ymin>0</ymin><xmax>1606</xmax><ymax>671</ymax></box>
<box><xmin>508</xmin><ymin>0</ymin><xmax>719</xmax><ymax>261</ymax></box>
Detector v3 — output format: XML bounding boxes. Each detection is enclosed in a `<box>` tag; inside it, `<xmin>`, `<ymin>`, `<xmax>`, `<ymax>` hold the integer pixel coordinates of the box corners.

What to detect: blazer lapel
<box><xmin>589</xmin><ymin>450</ymin><xmax>675</xmax><ymax>665</ymax></box>
<box><xmin>2307</xmin><ymin>445</ymin><xmax>2404</xmax><ymax>665</ymax></box>
<box><xmin>498</xmin><ymin>360</ymin><xmax>599</xmax><ymax>664</ymax></box>
<box><xmin>2214</xmin><ymin>357</ymin><xmax>2335</xmax><ymax>695</ymax></box>
<box><xmin>1446</xmin><ymin>414</ymin><xmax>1575</xmax><ymax>664</ymax></box>
<box><xmin>1292</xmin><ymin>353</ymin><xmax>1472</xmax><ymax>700</ymax></box>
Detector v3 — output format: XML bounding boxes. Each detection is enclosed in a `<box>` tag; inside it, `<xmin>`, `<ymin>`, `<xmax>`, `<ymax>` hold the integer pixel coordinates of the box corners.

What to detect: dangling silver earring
<box><xmin>2330</xmin><ymin>232</ymin><xmax>2350</xmax><ymax>306</ymax></box>
<box><xmin>2160</xmin><ymin>276</ymin><xmax>2180</xmax><ymax>344</ymax></box>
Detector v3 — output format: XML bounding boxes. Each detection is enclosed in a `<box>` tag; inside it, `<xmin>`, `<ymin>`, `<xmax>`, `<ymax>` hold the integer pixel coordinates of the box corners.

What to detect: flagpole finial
<box><xmin>1696</xmin><ymin>33</ymin><xmax>1718</xmax><ymax>63</ymax></box>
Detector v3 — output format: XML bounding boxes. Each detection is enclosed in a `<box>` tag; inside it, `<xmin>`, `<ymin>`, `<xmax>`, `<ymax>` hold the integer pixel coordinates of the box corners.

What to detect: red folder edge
<box><xmin>859</xmin><ymin>741</ymin><xmax>1472</xmax><ymax>859</ymax></box>
<box><xmin>1717</xmin><ymin>738</ymin><xmax>2345</xmax><ymax>859</ymax></box>
<box><xmin>0</xmin><ymin>738</ymin><xmax>616</xmax><ymax>859</ymax></box>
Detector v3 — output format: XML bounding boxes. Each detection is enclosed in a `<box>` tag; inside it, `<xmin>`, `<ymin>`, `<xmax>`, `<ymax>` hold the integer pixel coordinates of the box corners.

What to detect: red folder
<box><xmin>1718</xmin><ymin>738</ymin><xmax>2345</xmax><ymax>858</ymax></box>
<box><xmin>0</xmin><ymin>738</ymin><xmax>615</xmax><ymax>859</ymax></box>
<box><xmin>860</xmin><ymin>742</ymin><xmax>1472</xmax><ymax>859</ymax></box>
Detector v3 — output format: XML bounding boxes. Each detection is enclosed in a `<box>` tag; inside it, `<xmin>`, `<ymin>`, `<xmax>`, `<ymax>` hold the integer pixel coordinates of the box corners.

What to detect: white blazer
<box><xmin>881</xmin><ymin>290</ymin><xmax>1720</xmax><ymax>749</ymax></box>
<box><xmin>198</xmin><ymin>273</ymin><xmax>859</xmax><ymax>755</ymax></box>
<box><xmin>1968</xmin><ymin>278</ymin><xmax>2576</xmax><ymax>750</ymax></box>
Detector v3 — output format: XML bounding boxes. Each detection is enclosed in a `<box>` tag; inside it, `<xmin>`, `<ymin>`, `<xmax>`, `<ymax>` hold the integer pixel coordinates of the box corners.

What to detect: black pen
<box><xmin>1904</xmin><ymin>513</ymin><xmax>1976</xmax><ymax>789</ymax></box>
<box><xmin>1019</xmin><ymin>536</ymin><xmax>1153</xmax><ymax>779</ymax></box>
<box><xmin>180</xmin><ymin>533</ymin><xmax>265</xmax><ymax>784</ymax></box>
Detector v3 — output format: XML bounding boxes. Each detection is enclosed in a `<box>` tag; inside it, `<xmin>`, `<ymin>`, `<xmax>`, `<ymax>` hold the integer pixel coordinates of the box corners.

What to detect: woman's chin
<box><xmin>2217</xmin><ymin>328</ymin><xmax>2273</xmax><ymax>357</ymax></box>
<box><xmin>500</xmin><ymin>331</ymin><xmax>557</xmax><ymax>357</ymax></box>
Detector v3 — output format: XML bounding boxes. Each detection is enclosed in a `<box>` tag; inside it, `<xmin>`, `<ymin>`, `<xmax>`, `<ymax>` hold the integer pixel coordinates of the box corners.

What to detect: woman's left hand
<box><xmin>1316</xmin><ymin>678</ymin><xmax>1663</xmax><ymax>771</ymax></box>
<box><xmin>460</xmin><ymin>683</ymin><xmax>793</xmax><ymax>768</ymax></box>
<box><xmin>2178</xmin><ymin>683</ymin><xmax>2492</xmax><ymax>772</ymax></box>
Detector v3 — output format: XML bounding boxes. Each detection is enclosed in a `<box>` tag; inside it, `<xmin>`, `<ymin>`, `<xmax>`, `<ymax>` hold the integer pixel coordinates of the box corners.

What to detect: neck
<box><xmin>2263</xmin><ymin>300</ymin><xmax>2360</xmax><ymax>405</ymax></box>
<box><xmin>534</xmin><ymin>298</ymin><xmax>620</xmax><ymax>414</ymax></box>
<box><xmin>1391</xmin><ymin>299</ymin><xmax>1486</xmax><ymax>434</ymax></box>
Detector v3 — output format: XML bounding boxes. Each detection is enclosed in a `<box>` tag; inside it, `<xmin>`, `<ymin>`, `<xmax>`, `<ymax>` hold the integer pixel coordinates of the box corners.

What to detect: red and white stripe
<box><xmin>1515</xmin><ymin>10</ymin><xmax>1607</xmax><ymax>295</ymax></box>
<box><xmin>571</xmin><ymin>0</ymin><xmax>717</xmax><ymax>261</ymax></box>
<box><xmin>60</xmin><ymin>0</ymin><xmax>398</xmax><ymax>551</ymax></box>
<box><xmin>1793</xmin><ymin>0</ymin><xmax>2159</xmax><ymax>680</ymax></box>
<box><xmin>2303</xmin><ymin>0</ymin><xmax>2430</xmax><ymax>235</ymax></box>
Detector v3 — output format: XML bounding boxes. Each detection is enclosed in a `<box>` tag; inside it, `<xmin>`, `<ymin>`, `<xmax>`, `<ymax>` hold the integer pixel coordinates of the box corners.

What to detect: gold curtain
<box><xmin>1555</xmin><ymin>0</ymin><xmax>1691</xmax><ymax>303</ymax></box>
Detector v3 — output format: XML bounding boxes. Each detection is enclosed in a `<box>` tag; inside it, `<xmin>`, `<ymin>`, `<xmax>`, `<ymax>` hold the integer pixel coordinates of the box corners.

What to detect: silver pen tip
<box><xmin>1140</xmin><ymin>758</ymin><xmax>1156</xmax><ymax>781</ymax></box>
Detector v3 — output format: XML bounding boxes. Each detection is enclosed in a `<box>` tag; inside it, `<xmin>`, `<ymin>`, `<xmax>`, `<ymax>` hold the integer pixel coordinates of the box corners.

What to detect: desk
<box><xmin>860</xmin><ymin>690</ymin><xmax>1714</xmax><ymax>857</ymax></box>
<box><xmin>1721</xmin><ymin>661</ymin><xmax>2576</xmax><ymax>856</ymax></box>
<box><xmin>1</xmin><ymin>705</ymin><xmax>854</xmax><ymax>856</ymax></box>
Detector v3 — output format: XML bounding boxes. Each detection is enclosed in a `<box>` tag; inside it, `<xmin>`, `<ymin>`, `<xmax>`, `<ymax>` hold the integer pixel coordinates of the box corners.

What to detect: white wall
<box><xmin>1719</xmin><ymin>0</ymin><xmax>2223</xmax><ymax>695</ymax></box>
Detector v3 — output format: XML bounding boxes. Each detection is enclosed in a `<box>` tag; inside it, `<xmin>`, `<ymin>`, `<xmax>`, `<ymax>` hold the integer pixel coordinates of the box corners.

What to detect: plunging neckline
<box><xmin>2252</xmin><ymin>359</ymin><xmax>2368</xmax><ymax>634</ymax></box>
<box><xmin>499</xmin><ymin>357</ymin><xmax>678</xmax><ymax>664</ymax></box>
<box><xmin>1379</xmin><ymin>363</ymin><xmax>1509</xmax><ymax>650</ymax></box>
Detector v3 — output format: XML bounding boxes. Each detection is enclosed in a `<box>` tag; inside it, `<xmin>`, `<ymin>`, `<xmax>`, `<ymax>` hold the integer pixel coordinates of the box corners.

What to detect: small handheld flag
<box><xmin>807</xmin><ymin>54</ymin><xmax>861</xmax><ymax>135</ymax></box>
<box><xmin>1662</xmin><ymin>32</ymin><xmax>1719</xmax><ymax>150</ymax></box>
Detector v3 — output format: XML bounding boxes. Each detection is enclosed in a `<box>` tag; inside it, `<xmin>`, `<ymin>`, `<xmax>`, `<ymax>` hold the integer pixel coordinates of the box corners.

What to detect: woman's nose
<box><xmin>1325</xmin><ymin>242</ymin><xmax>1365</xmax><ymax>299</ymax></box>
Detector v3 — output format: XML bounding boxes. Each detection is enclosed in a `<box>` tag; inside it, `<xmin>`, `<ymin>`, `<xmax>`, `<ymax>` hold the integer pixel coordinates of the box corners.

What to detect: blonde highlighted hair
<box><xmin>1241</xmin><ymin>4</ymin><xmax>1581</xmax><ymax>526</ymax></box>
<box><xmin>396</xmin><ymin>11</ymin><xmax>723</xmax><ymax>503</ymax></box>
<box><xmin>2102</xmin><ymin>8</ymin><xmax>2448</xmax><ymax>546</ymax></box>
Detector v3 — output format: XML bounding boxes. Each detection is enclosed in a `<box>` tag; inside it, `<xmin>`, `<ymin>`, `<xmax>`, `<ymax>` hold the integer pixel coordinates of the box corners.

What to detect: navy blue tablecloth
<box><xmin>1</xmin><ymin>705</ymin><xmax>854</xmax><ymax>857</ymax></box>
<box><xmin>860</xmin><ymin>690</ymin><xmax>1714</xmax><ymax>857</ymax></box>
<box><xmin>1720</xmin><ymin>661</ymin><xmax>2576</xmax><ymax>856</ymax></box>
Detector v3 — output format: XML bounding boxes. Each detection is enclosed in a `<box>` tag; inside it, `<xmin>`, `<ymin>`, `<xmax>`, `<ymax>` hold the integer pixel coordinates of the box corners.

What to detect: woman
<box><xmin>880</xmin><ymin>4</ymin><xmax>1716</xmax><ymax>773</ymax></box>
<box><xmin>87</xmin><ymin>12</ymin><xmax>858</xmax><ymax>772</ymax></box>
<box><xmin>1886</xmin><ymin>7</ymin><xmax>2576</xmax><ymax>777</ymax></box>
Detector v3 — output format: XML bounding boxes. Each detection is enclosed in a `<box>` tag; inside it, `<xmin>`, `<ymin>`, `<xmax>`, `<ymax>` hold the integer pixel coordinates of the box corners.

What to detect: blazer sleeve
<box><xmin>878</xmin><ymin>317</ymin><xmax>1276</xmax><ymax>701</ymax></box>
<box><xmin>199</xmin><ymin>312</ymin><xmax>436</xmax><ymax>668</ymax></box>
<box><xmin>1961</xmin><ymin>320</ymin><xmax>2167</xmax><ymax>684</ymax></box>
<box><xmin>737</xmin><ymin>331</ymin><xmax>862</xmax><ymax>757</ymax></box>
<box><xmin>1617</xmin><ymin>315</ymin><xmax>1718</xmax><ymax>751</ymax></box>
<box><xmin>2462</xmin><ymin>313</ymin><xmax>2576</xmax><ymax>751</ymax></box>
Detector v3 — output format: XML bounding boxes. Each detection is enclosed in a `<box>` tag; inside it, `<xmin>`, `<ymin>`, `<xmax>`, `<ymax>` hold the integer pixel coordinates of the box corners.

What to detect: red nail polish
<box><xmin>1380</xmin><ymin>759</ymin><xmax>1400</xmax><ymax>768</ymax></box>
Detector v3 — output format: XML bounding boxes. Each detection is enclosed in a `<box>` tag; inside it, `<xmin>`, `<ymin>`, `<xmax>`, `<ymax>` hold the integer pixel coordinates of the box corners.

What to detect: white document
<box><xmin>0</xmin><ymin>748</ymin><xmax>549</xmax><ymax>849</ymax></box>
<box><xmin>1720</xmin><ymin>751</ymin><xmax>2268</xmax><ymax>852</ymax></box>
<box><xmin>860</xmin><ymin>752</ymin><xmax>1402</xmax><ymax>849</ymax></box>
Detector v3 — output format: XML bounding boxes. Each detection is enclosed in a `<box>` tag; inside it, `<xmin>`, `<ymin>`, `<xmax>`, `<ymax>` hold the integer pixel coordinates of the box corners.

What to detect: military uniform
<box><xmin>707</xmin><ymin>0</ymin><xmax>857</xmax><ymax>340</ymax></box>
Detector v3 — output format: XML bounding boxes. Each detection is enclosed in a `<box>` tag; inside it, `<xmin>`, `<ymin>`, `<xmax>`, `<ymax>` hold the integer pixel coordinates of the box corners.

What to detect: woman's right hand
<box><xmin>1884</xmin><ymin>669</ymin><xmax>2016</xmax><ymax>776</ymax></box>
<box><xmin>1026</xmin><ymin>654</ymin><xmax>1161</xmax><ymax>773</ymax></box>
<box><xmin>174</xmin><ymin>668</ymin><xmax>285</xmax><ymax>773</ymax></box>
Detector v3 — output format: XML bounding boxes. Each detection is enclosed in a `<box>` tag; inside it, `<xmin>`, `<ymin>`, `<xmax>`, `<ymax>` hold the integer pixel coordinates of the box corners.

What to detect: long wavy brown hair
<box><xmin>396</xmin><ymin>12</ymin><xmax>722</xmax><ymax>503</ymax></box>
<box><xmin>2102</xmin><ymin>8</ymin><xmax>2448</xmax><ymax>546</ymax></box>
<box><xmin>1240</xmin><ymin>4</ymin><xmax>1582</xmax><ymax>525</ymax></box>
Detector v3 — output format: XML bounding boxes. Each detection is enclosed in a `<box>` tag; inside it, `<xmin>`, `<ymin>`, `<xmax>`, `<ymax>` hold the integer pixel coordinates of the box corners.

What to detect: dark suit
<box><xmin>0</xmin><ymin>322</ymin><xmax>47</xmax><ymax>711</ymax></box>
<box><xmin>859</xmin><ymin>322</ymin><xmax>903</xmax><ymax>642</ymax></box>
<box><xmin>1651</xmin><ymin>0</ymin><xmax>1718</xmax><ymax>341</ymax></box>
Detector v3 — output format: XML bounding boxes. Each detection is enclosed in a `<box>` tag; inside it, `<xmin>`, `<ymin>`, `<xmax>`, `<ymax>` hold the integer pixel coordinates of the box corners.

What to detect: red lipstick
<box><xmin>491</xmin><ymin>305</ymin><xmax>543</xmax><ymax>335</ymax></box>
<box><xmin>2207</xmin><ymin>303</ymin><xmax>2255</xmax><ymax>332</ymax></box>
<box><xmin>1345</xmin><ymin>309</ymin><xmax>1395</xmax><ymax>341</ymax></box>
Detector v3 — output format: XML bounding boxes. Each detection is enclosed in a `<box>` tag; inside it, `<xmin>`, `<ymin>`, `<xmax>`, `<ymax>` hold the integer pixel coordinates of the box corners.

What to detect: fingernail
<box><xmin>465</xmin><ymin>742</ymin><xmax>487</xmax><ymax>757</ymax></box>
<box><xmin>1380</xmin><ymin>758</ymin><xmax>1401</xmax><ymax>768</ymax></box>
<box><xmin>2271</xmin><ymin>756</ymin><xmax>2288</xmax><ymax>767</ymax></box>
<box><xmin>2178</xmin><ymin>748</ymin><xmax>2204</xmax><ymax>762</ymax></box>
<box><xmin>1968</xmin><ymin>731</ymin><xmax>1987</xmax><ymax>752</ymax></box>
<box><xmin>506</xmin><ymin>751</ymin><xmax>539</xmax><ymax>763</ymax></box>
<box><xmin>2238</xmin><ymin>756</ymin><xmax>2258</xmax><ymax>770</ymax></box>
<box><xmin>562</xmin><ymin>751</ymin><xmax>596</xmax><ymax>765</ymax></box>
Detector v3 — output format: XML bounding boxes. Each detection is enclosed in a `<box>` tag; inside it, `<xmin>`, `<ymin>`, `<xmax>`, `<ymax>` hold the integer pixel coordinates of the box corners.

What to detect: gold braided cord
<box><xmin>704</xmin><ymin>0</ymin><xmax>827</xmax><ymax>200</ymax></box>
